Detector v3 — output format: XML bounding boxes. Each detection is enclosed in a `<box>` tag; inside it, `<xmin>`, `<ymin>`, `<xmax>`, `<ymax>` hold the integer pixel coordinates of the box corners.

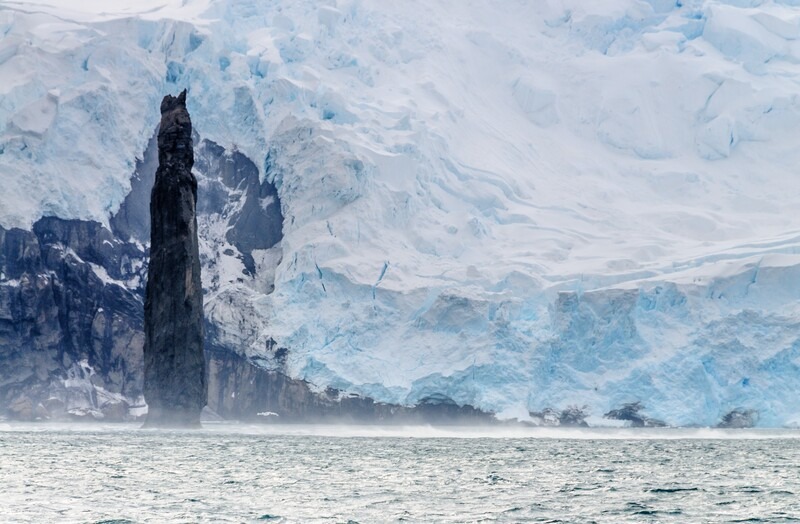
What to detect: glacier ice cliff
<box><xmin>1</xmin><ymin>0</ymin><xmax>800</xmax><ymax>426</ymax></box>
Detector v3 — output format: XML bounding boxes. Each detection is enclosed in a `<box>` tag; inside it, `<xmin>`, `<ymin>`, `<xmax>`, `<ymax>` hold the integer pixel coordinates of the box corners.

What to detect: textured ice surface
<box><xmin>1</xmin><ymin>0</ymin><xmax>800</xmax><ymax>425</ymax></box>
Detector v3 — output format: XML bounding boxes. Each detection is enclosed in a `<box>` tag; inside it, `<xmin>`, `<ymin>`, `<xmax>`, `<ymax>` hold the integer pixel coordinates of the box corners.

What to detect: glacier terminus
<box><xmin>0</xmin><ymin>0</ymin><xmax>799</xmax><ymax>427</ymax></box>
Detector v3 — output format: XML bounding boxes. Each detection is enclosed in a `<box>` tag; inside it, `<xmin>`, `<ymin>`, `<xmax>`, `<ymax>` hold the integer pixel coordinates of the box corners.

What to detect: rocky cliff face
<box><xmin>0</xmin><ymin>101</ymin><xmax>492</xmax><ymax>424</ymax></box>
<box><xmin>0</xmin><ymin>218</ymin><xmax>145</xmax><ymax>421</ymax></box>
<box><xmin>205</xmin><ymin>337</ymin><xmax>493</xmax><ymax>424</ymax></box>
<box><xmin>143</xmin><ymin>90</ymin><xmax>206</xmax><ymax>427</ymax></box>
<box><xmin>0</xmin><ymin>118</ymin><xmax>332</xmax><ymax>422</ymax></box>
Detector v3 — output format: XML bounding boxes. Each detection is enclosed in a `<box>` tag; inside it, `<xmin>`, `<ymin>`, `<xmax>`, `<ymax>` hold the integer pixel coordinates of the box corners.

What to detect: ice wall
<box><xmin>1</xmin><ymin>0</ymin><xmax>800</xmax><ymax>425</ymax></box>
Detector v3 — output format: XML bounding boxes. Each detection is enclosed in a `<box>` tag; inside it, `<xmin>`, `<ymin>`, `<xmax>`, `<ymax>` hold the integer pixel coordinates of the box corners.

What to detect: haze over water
<box><xmin>2</xmin><ymin>424</ymin><xmax>799</xmax><ymax>522</ymax></box>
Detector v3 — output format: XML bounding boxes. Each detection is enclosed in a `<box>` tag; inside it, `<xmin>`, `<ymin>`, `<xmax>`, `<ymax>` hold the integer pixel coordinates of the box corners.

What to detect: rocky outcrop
<box><xmin>604</xmin><ymin>401</ymin><xmax>667</xmax><ymax>427</ymax></box>
<box><xmin>194</xmin><ymin>140</ymin><xmax>283</xmax><ymax>277</ymax></box>
<box><xmin>529</xmin><ymin>405</ymin><xmax>589</xmax><ymax>427</ymax></box>
<box><xmin>143</xmin><ymin>90</ymin><xmax>206</xmax><ymax>427</ymax></box>
<box><xmin>206</xmin><ymin>345</ymin><xmax>494</xmax><ymax>424</ymax></box>
<box><xmin>717</xmin><ymin>408</ymin><xmax>758</xmax><ymax>428</ymax></box>
<box><xmin>0</xmin><ymin>218</ymin><xmax>145</xmax><ymax>421</ymax></box>
<box><xmin>1</xmin><ymin>119</ymin><xmax>285</xmax><ymax>422</ymax></box>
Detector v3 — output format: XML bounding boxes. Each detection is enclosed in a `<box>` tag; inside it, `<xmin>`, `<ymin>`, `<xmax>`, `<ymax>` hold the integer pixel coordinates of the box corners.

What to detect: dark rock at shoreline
<box><xmin>717</xmin><ymin>408</ymin><xmax>758</xmax><ymax>428</ymax></box>
<box><xmin>604</xmin><ymin>401</ymin><xmax>667</xmax><ymax>428</ymax></box>
<box><xmin>529</xmin><ymin>405</ymin><xmax>589</xmax><ymax>427</ymax></box>
<box><xmin>143</xmin><ymin>90</ymin><xmax>207</xmax><ymax>427</ymax></box>
<box><xmin>0</xmin><ymin>218</ymin><xmax>145</xmax><ymax>422</ymax></box>
<box><xmin>207</xmin><ymin>345</ymin><xmax>494</xmax><ymax>425</ymax></box>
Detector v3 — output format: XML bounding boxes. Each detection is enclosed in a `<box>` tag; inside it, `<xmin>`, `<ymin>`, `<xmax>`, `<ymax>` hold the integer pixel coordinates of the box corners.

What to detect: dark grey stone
<box><xmin>529</xmin><ymin>405</ymin><xmax>589</xmax><ymax>427</ymax></box>
<box><xmin>194</xmin><ymin>140</ymin><xmax>283</xmax><ymax>276</ymax></box>
<box><xmin>717</xmin><ymin>408</ymin><xmax>758</xmax><ymax>428</ymax></box>
<box><xmin>0</xmin><ymin>218</ymin><xmax>145</xmax><ymax>421</ymax></box>
<box><xmin>604</xmin><ymin>401</ymin><xmax>667</xmax><ymax>428</ymax></box>
<box><xmin>206</xmin><ymin>337</ymin><xmax>494</xmax><ymax>425</ymax></box>
<box><xmin>143</xmin><ymin>90</ymin><xmax>206</xmax><ymax>427</ymax></box>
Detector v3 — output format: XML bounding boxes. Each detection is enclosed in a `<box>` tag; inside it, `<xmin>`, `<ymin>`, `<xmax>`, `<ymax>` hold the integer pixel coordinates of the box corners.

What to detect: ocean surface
<box><xmin>1</xmin><ymin>423</ymin><xmax>799</xmax><ymax>523</ymax></box>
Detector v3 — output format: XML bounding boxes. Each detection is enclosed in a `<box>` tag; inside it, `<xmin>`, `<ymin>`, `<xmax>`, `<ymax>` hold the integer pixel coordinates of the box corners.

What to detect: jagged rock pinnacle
<box><xmin>143</xmin><ymin>89</ymin><xmax>207</xmax><ymax>427</ymax></box>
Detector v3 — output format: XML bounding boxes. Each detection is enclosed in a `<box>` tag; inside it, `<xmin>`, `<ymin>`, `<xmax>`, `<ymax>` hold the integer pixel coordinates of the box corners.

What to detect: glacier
<box><xmin>1</xmin><ymin>0</ymin><xmax>800</xmax><ymax>426</ymax></box>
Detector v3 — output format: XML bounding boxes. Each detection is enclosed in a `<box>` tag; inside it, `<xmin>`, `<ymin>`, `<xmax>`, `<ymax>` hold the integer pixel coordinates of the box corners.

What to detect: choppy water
<box><xmin>1</xmin><ymin>424</ymin><xmax>799</xmax><ymax>523</ymax></box>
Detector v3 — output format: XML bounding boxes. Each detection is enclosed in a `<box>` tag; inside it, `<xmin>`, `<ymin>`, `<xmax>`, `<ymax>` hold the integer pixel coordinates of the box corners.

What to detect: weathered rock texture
<box><xmin>143</xmin><ymin>90</ymin><xmax>206</xmax><ymax>427</ymax></box>
<box><xmin>0</xmin><ymin>218</ymin><xmax>145</xmax><ymax>421</ymax></box>
<box><xmin>205</xmin><ymin>342</ymin><xmax>494</xmax><ymax>424</ymax></box>
<box><xmin>604</xmin><ymin>401</ymin><xmax>667</xmax><ymax>428</ymax></box>
<box><xmin>717</xmin><ymin>408</ymin><xmax>759</xmax><ymax>428</ymax></box>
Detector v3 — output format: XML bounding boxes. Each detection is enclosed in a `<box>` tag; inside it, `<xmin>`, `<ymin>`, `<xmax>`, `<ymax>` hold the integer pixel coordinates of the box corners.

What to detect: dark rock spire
<box><xmin>143</xmin><ymin>89</ymin><xmax>206</xmax><ymax>427</ymax></box>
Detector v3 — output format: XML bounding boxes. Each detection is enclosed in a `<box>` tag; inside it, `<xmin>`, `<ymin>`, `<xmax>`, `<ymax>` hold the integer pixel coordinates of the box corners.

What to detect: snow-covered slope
<box><xmin>2</xmin><ymin>0</ymin><xmax>800</xmax><ymax>425</ymax></box>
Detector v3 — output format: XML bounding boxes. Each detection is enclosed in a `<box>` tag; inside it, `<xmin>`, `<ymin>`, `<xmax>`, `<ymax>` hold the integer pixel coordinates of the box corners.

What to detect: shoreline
<box><xmin>2</xmin><ymin>420</ymin><xmax>799</xmax><ymax>439</ymax></box>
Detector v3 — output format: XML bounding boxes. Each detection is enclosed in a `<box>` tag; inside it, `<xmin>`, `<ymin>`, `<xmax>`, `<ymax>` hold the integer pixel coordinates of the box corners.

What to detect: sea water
<box><xmin>1</xmin><ymin>424</ymin><xmax>799</xmax><ymax>523</ymax></box>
